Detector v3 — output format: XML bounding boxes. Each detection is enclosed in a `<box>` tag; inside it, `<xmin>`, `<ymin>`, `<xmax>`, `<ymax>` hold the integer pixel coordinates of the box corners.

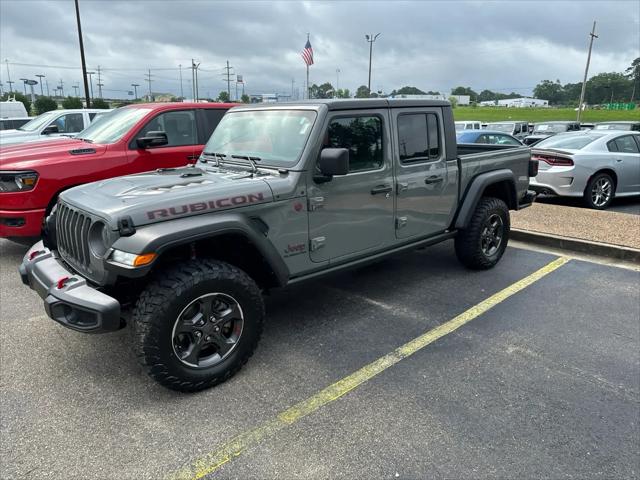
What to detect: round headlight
<box><xmin>88</xmin><ymin>221</ymin><xmax>109</xmax><ymax>257</ymax></box>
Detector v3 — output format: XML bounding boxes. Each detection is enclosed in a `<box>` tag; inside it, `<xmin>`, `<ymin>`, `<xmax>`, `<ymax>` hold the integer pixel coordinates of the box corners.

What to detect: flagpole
<box><xmin>306</xmin><ymin>33</ymin><xmax>310</xmax><ymax>99</ymax></box>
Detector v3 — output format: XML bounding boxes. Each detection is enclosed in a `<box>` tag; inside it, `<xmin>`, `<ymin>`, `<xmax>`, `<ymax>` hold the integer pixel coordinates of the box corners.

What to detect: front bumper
<box><xmin>19</xmin><ymin>241</ymin><xmax>121</xmax><ymax>333</ymax></box>
<box><xmin>0</xmin><ymin>208</ymin><xmax>46</xmax><ymax>238</ymax></box>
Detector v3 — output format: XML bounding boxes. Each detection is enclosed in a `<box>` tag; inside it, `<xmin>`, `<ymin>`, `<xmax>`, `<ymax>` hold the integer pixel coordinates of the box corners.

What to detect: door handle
<box><xmin>615</xmin><ymin>158</ymin><xmax>623</xmax><ymax>163</ymax></box>
<box><xmin>425</xmin><ymin>176</ymin><xmax>443</xmax><ymax>184</ymax></box>
<box><xmin>371</xmin><ymin>184</ymin><xmax>393</xmax><ymax>195</ymax></box>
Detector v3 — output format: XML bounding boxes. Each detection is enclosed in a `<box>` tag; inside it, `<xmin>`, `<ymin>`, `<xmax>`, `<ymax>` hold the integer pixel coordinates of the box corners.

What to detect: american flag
<box><xmin>301</xmin><ymin>38</ymin><xmax>314</xmax><ymax>66</ymax></box>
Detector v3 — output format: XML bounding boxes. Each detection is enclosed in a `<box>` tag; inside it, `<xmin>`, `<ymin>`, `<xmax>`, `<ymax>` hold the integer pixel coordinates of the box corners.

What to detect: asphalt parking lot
<box><xmin>1</xmin><ymin>238</ymin><xmax>638</xmax><ymax>479</ymax></box>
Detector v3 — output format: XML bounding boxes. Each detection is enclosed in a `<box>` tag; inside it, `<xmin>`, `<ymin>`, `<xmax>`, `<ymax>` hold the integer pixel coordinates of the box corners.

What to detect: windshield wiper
<box><xmin>78</xmin><ymin>137</ymin><xmax>93</xmax><ymax>143</ymax></box>
<box><xmin>201</xmin><ymin>151</ymin><xmax>227</xmax><ymax>166</ymax></box>
<box><xmin>231</xmin><ymin>155</ymin><xmax>261</xmax><ymax>173</ymax></box>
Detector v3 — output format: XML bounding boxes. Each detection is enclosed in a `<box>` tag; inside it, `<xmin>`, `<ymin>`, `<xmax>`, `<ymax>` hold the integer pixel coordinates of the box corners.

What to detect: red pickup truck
<box><xmin>0</xmin><ymin>102</ymin><xmax>236</xmax><ymax>241</ymax></box>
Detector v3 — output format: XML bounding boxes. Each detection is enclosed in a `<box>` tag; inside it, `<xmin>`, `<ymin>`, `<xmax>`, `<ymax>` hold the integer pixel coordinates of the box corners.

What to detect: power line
<box><xmin>144</xmin><ymin>69</ymin><xmax>153</xmax><ymax>100</ymax></box>
<box><xmin>222</xmin><ymin>60</ymin><xmax>234</xmax><ymax>99</ymax></box>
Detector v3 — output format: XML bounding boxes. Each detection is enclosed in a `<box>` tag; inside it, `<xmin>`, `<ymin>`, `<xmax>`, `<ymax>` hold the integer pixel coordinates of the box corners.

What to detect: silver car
<box><xmin>530</xmin><ymin>130</ymin><xmax>640</xmax><ymax>209</ymax></box>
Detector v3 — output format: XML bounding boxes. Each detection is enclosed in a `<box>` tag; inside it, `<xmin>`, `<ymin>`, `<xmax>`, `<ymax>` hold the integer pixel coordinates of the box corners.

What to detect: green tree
<box><xmin>450</xmin><ymin>86</ymin><xmax>478</xmax><ymax>102</ymax></box>
<box><xmin>217</xmin><ymin>91</ymin><xmax>230</xmax><ymax>102</ymax></box>
<box><xmin>2</xmin><ymin>92</ymin><xmax>31</xmax><ymax>114</ymax></box>
<box><xmin>309</xmin><ymin>82</ymin><xmax>334</xmax><ymax>99</ymax></box>
<box><xmin>448</xmin><ymin>96</ymin><xmax>458</xmax><ymax>108</ymax></box>
<box><xmin>533</xmin><ymin>80</ymin><xmax>564</xmax><ymax>105</ymax></box>
<box><xmin>61</xmin><ymin>96</ymin><xmax>83</xmax><ymax>109</ymax></box>
<box><xmin>34</xmin><ymin>96</ymin><xmax>58</xmax><ymax>114</ymax></box>
<box><xmin>241</xmin><ymin>94</ymin><xmax>250</xmax><ymax>103</ymax></box>
<box><xmin>625</xmin><ymin>57</ymin><xmax>639</xmax><ymax>102</ymax></box>
<box><xmin>92</xmin><ymin>98</ymin><xmax>110</xmax><ymax>109</ymax></box>
<box><xmin>335</xmin><ymin>88</ymin><xmax>351</xmax><ymax>98</ymax></box>
<box><xmin>477</xmin><ymin>89</ymin><xmax>497</xmax><ymax>102</ymax></box>
<box><xmin>355</xmin><ymin>85</ymin><xmax>370</xmax><ymax>98</ymax></box>
<box><xmin>585</xmin><ymin>72</ymin><xmax>633</xmax><ymax>104</ymax></box>
<box><xmin>391</xmin><ymin>86</ymin><xmax>426</xmax><ymax>96</ymax></box>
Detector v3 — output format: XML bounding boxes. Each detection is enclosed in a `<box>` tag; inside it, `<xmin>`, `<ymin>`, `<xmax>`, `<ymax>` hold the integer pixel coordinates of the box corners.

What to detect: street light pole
<box><xmin>336</xmin><ymin>68</ymin><xmax>340</xmax><ymax>91</ymax></box>
<box><xmin>87</xmin><ymin>71</ymin><xmax>95</xmax><ymax>100</ymax></box>
<box><xmin>365</xmin><ymin>33</ymin><xmax>381</xmax><ymax>95</ymax></box>
<box><xmin>19</xmin><ymin>78</ymin><xmax>27</xmax><ymax>95</ymax></box>
<box><xmin>36</xmin><ymin>74</ymin><xmax>45</xmax><ymax>96</ymax></box>
<box><xmin>131</xmin><ymin>83</ymin><xmax>139</xmax><ymax>100</ymax></box>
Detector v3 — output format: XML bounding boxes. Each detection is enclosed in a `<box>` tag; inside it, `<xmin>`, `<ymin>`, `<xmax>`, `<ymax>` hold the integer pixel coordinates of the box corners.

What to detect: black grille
<box><xmin>56</xmin><ymin>203</ymin><xmax>92</xmax><ymax>268</ymax></box>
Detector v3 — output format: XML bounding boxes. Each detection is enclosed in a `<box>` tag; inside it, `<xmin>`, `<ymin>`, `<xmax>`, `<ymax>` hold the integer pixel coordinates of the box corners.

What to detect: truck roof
<box><xmin>231</xmin><ymin>98</ymin><xmax>451</xmax><ymax>111</ymax></box>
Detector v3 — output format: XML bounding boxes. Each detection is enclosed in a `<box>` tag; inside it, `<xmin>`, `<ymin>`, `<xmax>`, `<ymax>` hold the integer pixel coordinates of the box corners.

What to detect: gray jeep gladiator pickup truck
<box><xmin>20</xmin><ymin>99</ymin><xmax>537</xmax><ymax>391</ymax></box>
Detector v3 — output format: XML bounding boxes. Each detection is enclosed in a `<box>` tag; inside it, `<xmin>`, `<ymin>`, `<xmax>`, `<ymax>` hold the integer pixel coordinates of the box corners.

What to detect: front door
<box><xmin>128</xmin><ymin>109</ymin><xmax>200</xmax><ymax>170</ymax></box>
<box><xmin>393</xmin><ymin>108</ymin><xmax>458</xmax><ymax>239</ymax></box>
<box><xmin>609</xmin><ymin>135</ymin><xmax>640</xmax><ymax>193</ymax></box>
<box><xmin>307</xmin><ymin>111</ymin><xmax>395</xmax><ymax>263</ymax></box>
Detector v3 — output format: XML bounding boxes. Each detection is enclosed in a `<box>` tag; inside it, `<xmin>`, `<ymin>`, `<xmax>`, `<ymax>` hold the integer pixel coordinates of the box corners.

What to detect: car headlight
<box><xmin>110</xmin><ymin>249</ymin><xmax>157</xmax><ymax>267</ymax></box>
<box><xmin>0</xmin><ymin>170</ymin><xmax>39</xmax><ymax>192</ymax></box>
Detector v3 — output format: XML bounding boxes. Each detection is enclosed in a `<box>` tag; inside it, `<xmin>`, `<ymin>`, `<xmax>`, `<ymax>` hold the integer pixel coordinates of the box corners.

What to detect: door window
<box><xmin>613</xmin><ymin>135</ymin><xmax>640</xmax><ymax>153</ymax></box>
<box><xmin>327</xmin><ymin>116</ymin><xmax>383</xmax><ymax>172</ymax></box>
<box><xmin>50</xmin><ymin>113</ymin><xmax>84</xmax><ymax>133</ymax></box>
<box><xmin>397</xmin><ymin>113</ymin><xmax>440</xmax><ymax>163</ymax></box>
<box><xmin>135</xmin><ymin>110</ymin><xmax>196</xmax><ymax>147</ymax></box>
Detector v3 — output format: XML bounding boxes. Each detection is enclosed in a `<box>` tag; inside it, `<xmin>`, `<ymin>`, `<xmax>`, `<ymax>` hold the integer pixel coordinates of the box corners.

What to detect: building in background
<box><xmin>497</xmin><ymin>97</ymin><xmax>549</xmax><ymax>108</ymax></box>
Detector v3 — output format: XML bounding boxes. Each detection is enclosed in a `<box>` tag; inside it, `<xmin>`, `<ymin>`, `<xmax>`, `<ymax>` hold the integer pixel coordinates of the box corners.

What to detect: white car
<box><xmin>530</xmin><ymin>131</ymin><xmax>640</xmax><ymax>209</ymax></box>
<box><xmin>0</xmin><ymin>108</ymin><xmax>111</xmax><ymax>146</ymax></box>
<box><xmin>455</xmin><ymin>120</ymin><xmax>482</xmax><ymax>131</ymax></box>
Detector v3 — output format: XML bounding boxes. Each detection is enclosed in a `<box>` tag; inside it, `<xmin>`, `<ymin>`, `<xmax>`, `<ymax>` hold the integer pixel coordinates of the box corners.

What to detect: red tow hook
<box><xmin>29</xmin><ymin>250</ymin><xmax>45</xmax><ymax>261</ymax></box>
<box><xmin>57</xmin><ymin>276</ymin><xmax>72</xmax><ymax>289</ymax></box>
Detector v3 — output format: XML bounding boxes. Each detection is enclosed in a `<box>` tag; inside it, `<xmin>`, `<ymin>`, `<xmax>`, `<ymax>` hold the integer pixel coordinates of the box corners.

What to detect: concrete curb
<box><xmin>511</xmin><ymin>229</ymin><xmax>640</xmax><ymax>263</ymax></box>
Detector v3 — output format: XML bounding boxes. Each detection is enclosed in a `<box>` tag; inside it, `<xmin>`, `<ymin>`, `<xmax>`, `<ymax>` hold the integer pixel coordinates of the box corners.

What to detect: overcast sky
<box><xmin>1</xmin><ymin>0</ymin><xmax>638</xmax><ymax>100</ymax></box>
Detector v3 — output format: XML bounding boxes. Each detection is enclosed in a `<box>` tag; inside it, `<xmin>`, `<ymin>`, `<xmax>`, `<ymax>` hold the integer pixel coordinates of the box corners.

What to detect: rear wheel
<box><xmin>131</xmin><ymin>259</ymin><xmax>264</xmax><ymax>392</ymax></box>
<box><xmin>584</xmin><ymin>172</ymin><xmax>614</xmax><ymax>210</ymax></box>
<box><xmin>455</xmin><ymin>197</ymin><xmax>510</xmax><ymax>270</ymax></box>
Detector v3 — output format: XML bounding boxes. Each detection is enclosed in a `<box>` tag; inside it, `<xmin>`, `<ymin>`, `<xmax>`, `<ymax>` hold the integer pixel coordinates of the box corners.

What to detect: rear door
<box><xmin>608</xmin><ymin>135</ymin><xmax>640</xmax><ymax>192</ymax></box>
<box><xmin>307</xmin><ymin>110</ymin><xmax>395</xmax><ymax>262</ymax></box>
<box><xmin>393</xmin><ymin>108</ymin><xmax>458</xmax><ymax>239</ymax></box>
<box><xmin>128</xmin><ymin>109</ymin><xmax>199</xmax><ymax>170</ymax></box>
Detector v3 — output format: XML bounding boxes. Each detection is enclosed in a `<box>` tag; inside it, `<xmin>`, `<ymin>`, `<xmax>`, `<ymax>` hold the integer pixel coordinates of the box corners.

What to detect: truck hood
<box><xmin>0</xmin><ymin>129</ymin><xmax>42</xmax><ymax>145</ymax></box>
<box><xmin>60</xmin><ymin>165</ymin><xmax>276</xmax><ymax>229</ymax></box>
<box><xmin>0</xmin><ymin>138</ymin><xmax>107</xmax><ymax>170</ymax></box>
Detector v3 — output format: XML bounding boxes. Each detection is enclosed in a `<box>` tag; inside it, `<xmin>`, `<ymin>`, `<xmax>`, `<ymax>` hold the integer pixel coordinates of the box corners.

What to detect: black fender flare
<box><xmin>107</xmin><ymin>213</ymin><xmax>289</xmax><ymax>286</ymax></box>
<box><xmin>454</xmin><ymin>169</ymin><xmax>517</xmax><ymax>230</ymax></box>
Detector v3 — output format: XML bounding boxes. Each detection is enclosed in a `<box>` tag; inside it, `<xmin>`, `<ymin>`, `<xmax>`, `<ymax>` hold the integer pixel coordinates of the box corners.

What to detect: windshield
<box><xmin>76</xmin><ymin>107</ymin><xmax>152</xmax><ymax>144</ymax></box>
<box><xmin>535</xmin><ymin>133</ymin><xmax>603</xmax><ymax>150</ymax></box>
<box><xmin>17</xmin><ymin>110</ymin><xmax>60</xmax><ymax>132</ymax></box>
<box><xmin>533</xmin><ymin>123</ymin><xmax>570</xmax><ymax>134</ymax></box>
<box><xmin>487</xmin><ymin>123</ymin><xmax>514</xmax><ymax>133</ymax></box>
<box><xmin>594</xmin><ymin>123</ymin><xmax>633</xmax><ymax>131</ymax></box>
<box><xmin>202</xmin><ymin>110</ymin><xmax>317</xmax><ymax>167</ymax></box>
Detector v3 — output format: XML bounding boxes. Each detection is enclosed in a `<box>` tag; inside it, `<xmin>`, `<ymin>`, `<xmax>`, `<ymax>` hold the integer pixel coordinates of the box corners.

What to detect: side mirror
<box><xmin>42</xmin><ymin>124</ymin><xmax>59</xmax><ymax>135</ymax></box>
<box><xmin>315</xmin><ymin>148</ymin><xmax>349</xmax><ymax>183</ymax></box>
<box><xmin>137</xmin><ymin>131</ymin><xmax>169</xmax><ymax>149</ymax></box>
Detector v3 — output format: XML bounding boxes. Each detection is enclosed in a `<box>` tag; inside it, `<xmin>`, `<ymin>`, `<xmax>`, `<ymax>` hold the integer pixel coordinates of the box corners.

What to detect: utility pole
<box><xmin>73</xmin><ymin>84</ymin><xmax>79</xmax><ymax>97</ymax></box>
<box><xmin>5</xmin><ymin>59</ymin><xmax>13</xmax><ymax>92</ymax></box>
<box><xmin>365</xmin><ymin>33</ymin><xmax>381</xmax><ymax>95</ymax></box>
<box><xmin>131</xmin><ymin>83</ymin><xmax>139</xmax><ymax>100</ymax></box>
<box><xmin>36</xmin><ymin>74</ymin><xmax>45</xmax><ymax>96</ymax></box>
<box><xmin>336</xmin><ymin>68</ymin><xmax>340</xmax><ymax>91</ymax></box>
<box><xmin>577</xmin><ymin>21</ymin><xmax>598</xmax><ymax>122</ymax></box>
<box><xmin>19</xmin><ymin>78</ymin><xmax>27</xmax><ymax>95</ymax></box>
<box><xmin>74</xmin><ymin>0</ymin><xmax>91</xmax><ymax>108</ymax></box>
<box><xmin>86</xmin><ymin>71</ymin><xmax>95</xmax><ymax>100</ymax></box>
<box><xmin>222</xmin><ymin>60</ymin><xmax>233</xmax><ymax>99</ymax></box>
<box><xmin>96</xmin><ymin>65</ymin><xmax>102</xmax><ymax>98</ymax></box>
<box><xmin>178</xmin><ymin>64</ymin><xmax>184</xmax><ymax>99</ymax></box>
<box><xmin>59</xmin><ymin>79</ymin><xmax>64</xmax><ymax>97</ymax></box>
<box><xmin>145</xmin><ymin>69</ymin><xmax>153</xmax><ymax>101</ymax></box>
<box><xmin>45</xmin><ymin>78</ymin><xmax>49</xmax><ymax>96</ymax></box>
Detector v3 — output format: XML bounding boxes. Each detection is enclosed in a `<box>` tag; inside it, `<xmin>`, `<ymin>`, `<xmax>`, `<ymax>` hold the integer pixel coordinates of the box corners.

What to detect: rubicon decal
<box><xmin>147</xmin><ymin>193</ymin><xmax>265</xmax><ymax>220</ymax></box>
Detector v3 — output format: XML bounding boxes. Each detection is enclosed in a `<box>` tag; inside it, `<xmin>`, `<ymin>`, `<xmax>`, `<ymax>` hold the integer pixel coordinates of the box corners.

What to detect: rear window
<box><xmin>398</xmin><ymin>113</ymin><xmax>440</xmax><ymax>163</ymax></box>
<box><xmin>535</xmin><ymin>134</ymin><xmax>601</xmax><ymax>150</ymax></box>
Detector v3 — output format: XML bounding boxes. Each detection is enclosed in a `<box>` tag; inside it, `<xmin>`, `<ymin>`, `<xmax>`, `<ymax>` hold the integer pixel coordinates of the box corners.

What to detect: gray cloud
<box><xmin>1</xmin><ymin>0</ymin><xmax>638</xmax><ymax>99</ymax></box>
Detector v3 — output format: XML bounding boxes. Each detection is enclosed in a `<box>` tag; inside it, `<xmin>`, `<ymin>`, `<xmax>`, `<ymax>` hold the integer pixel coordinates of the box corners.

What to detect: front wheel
<box><xmin>584</xmin><ymin>172</ymin><xmax>615</xmax><ymax>210</ymax></box>
<box><xmin>131</xmin><ymin>259</ymin><xmax>264</xmax><ymax>392</ymax></box>
<box><xmin>455</xmin><ymin>197</ymin><xmax>510</xmax><ymax>270</ymax></box>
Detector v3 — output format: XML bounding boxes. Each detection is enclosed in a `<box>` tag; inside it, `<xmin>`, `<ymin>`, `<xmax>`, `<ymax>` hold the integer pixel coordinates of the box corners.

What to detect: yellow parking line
<box><xmin>169</xmin><ymin>256</ymin><xmax>571</xmax><ymax>480</ymax></box>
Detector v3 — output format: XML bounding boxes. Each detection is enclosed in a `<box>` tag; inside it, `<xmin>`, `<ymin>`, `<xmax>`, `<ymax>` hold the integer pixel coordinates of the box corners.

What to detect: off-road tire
<box><xmin>131</xmin><ymin>259</ymin><xmax>264</xmax><ymax>392</ymax></box>
<box><xmin>455</xmin><ymin>196</ymin><xmax>510</xmax><ymax>270</ymax></box>
<box><xmin>584</xmin><ymin>172</ymin><xmax>615</xmax><ymax>210</ymax></box>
